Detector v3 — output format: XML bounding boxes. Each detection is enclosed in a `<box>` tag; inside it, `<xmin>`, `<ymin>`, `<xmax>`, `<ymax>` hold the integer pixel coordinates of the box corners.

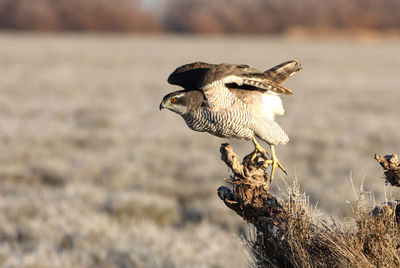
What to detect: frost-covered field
<box><xmin>0</xmin><ymin>32</ymin><xmax>399</xmax><ymax>267</ymax></box>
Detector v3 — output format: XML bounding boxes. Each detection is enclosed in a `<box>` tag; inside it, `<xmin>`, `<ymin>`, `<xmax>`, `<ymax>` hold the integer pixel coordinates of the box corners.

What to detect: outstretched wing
<box><xmin>167</xmin><ymin>62</ymin><xmax>215</xmax><ymax>91</ymax></box>
<box><xmin>200</xmin><ymin>63</ymin><xmax>293</xmax><ymax>95</ymax></box>
<box><xmin>167</xmin><ymin>61</ymin><xmax>300</xmax><ymax>109</ymax></box>
<box><xmin>264</xmin><ymin>60</ymin><xmax>302</xmax><ymax>84</ymax></box>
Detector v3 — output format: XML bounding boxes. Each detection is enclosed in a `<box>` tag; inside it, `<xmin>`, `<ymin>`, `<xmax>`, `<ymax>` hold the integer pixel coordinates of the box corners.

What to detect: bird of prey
<box><xmin>160</xmin><ymin>61</ymin><xmax>301</xmax><ymax>181</ymax></box>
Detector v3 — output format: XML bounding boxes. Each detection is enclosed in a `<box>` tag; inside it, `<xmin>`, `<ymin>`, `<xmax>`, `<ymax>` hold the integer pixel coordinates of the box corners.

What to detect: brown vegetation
<box><xmin>0</xmin><ymin>0</ymin><xmax>160</xmax><ymax>31</ymax></box>
<box><xmin>1</xmin><ymin>0</ymin><xmax>400</xmax><ymax>33</ymax></box>
<box><xmin>164</xmin><ymin>0</ymin><xmax>400</xmax><ymax>34</ymax></box>
<box><xmin>219</xmin><ymin>145</ymin><xmax>400</xmax><ymax>267</ymax></box>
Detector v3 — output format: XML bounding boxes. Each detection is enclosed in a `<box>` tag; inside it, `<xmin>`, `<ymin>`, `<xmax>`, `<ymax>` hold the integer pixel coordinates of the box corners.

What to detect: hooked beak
<box><xmin>159</xmin><ymin>101</ymin><xmax>166</xmax><ymax>110</ymax></box>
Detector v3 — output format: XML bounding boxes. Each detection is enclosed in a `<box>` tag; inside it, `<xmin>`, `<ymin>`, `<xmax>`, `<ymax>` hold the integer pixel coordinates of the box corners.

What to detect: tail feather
<box><xmin>264</xmin><ymin>60</ymin><xmax>302</xmax><ymax>84</ymax></box>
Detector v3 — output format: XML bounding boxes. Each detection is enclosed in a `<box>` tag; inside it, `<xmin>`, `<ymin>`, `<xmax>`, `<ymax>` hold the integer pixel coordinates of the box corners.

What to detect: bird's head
<box><xmin>159</xmin><ymin>90</ymin><xmax>203</xmax><ymax>115</ymax></box>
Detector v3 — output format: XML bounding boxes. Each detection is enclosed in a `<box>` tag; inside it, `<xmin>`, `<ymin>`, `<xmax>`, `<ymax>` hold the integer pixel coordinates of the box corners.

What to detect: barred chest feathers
<box><xmin>182</xmin><ymin>108</ymin><xmax>254</xmax><ymax>140</ymax></box>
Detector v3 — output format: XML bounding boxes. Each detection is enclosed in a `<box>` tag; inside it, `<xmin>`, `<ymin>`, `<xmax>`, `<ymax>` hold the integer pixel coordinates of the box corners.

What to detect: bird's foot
<box><xmin>263</xmin><ymin>156</ymin><xmax>287</xmax><ymax>182</ymax></box>
<box><xmin>252</xmin><ymin>148</ymin><xmax>268</xmax><ymax>161</ymax></box>
<box><xmin>245</xmin><ymin>147</ymin><xmax>269</xmax><ymax>163</ymax></box>
<box><xmin>246</xmin><ymin>138</ymin><xmax>270</xmax><ymax>162</ymax></box>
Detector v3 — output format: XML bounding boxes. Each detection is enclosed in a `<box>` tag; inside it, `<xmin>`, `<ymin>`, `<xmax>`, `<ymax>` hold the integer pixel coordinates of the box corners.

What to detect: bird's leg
<box><xmin>246</xmin><ymin>137</ymin><xmax>269</xmax><ymax>162</ymax></box>
<box><xmin>263</xmin><ymin>145</ymin><xmax>287</xmax><ymax>181</ymax></box>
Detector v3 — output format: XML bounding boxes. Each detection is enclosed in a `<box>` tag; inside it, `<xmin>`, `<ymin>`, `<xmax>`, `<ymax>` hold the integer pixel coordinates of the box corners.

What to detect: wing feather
<box><xmin>167</xmin><ymin>62</ymin><xmax>215</xmax><ymax>91</ymax></box>
<box><xmin>264</xmin><ymin>60</ymin><xmax>302</xmax><ymax>84</ymax></box>
<box><xmin>167</xmin><ymin>61</ymin><xmax>300</xmax><ymax>97</ymax></box>
<box><xmin>200</xmin><ymin>64</ymin><xmax>294</xmax><ymax>95</ymax></box>
<box><xmin>241</xmin><ymin>74</ymin><xmax>293</xmax><ymax>95</ymax></box>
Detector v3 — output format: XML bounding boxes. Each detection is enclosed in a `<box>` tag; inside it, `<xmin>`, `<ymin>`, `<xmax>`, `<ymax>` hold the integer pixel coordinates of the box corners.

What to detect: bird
<box><xmin>160</xmin><ymin>60</ymin><xmax>301</xmax><ymax>181</ymax></box>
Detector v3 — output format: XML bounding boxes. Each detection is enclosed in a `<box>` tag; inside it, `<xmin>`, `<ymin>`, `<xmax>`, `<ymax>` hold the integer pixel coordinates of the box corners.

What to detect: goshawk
<box><xmin>160</xmin><ymin>61</ymin><xmax>301</xmax><ymax>181</ymax></box>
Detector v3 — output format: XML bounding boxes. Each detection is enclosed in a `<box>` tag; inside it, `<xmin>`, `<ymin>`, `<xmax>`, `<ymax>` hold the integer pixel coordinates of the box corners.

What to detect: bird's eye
<box><xmin>170</xmin><ymin>98</ymin><xmax>177</xmax><ymax>103</ymax></box>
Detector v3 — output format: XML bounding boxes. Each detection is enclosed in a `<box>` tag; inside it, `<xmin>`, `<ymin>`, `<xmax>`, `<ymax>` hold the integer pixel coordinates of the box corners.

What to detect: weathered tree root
<box><xmin>218</xmin><ymin>144</ymin><xmax>400</xmax><ymax>267</ymax></box>
<box><xmin>217</xmin><ymin>144</ymin><xmax>319</xmax><ymax>267</ymax></box>
<box><xmin>218</xmin><ymin>143</ymin><xmax>291</xmax><ymax>239</ymax></box>
<box><xmin>218</xmin><ymin>146</ymin><xmax>400</xmax><ymax>267</ymax></box>
<box><xmin>373</xmin><ymin>153</ymin><xmax>400</xmax><ymax>222</ymax></box>
<box><xmin>375</xmin><ymin>153</ymin><xmax>400</xmax><ymax>187</ymax></box>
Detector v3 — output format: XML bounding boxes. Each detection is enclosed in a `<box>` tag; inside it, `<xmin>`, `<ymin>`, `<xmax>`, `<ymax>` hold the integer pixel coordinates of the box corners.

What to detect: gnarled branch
<box><xmin>375</xmin><ymin>153</ymin><xmax>400</xmax><ymax>187</ymax></box>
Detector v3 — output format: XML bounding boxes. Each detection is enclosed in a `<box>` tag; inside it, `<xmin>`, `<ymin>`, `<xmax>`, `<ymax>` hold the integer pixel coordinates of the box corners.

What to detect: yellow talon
<box><xmin>247</xmin><ymin>137</ymin><xmax>268</xmax><ymax>161</ymax></box>
<box><xmin>263</xmin><ymin>144</ymin><xmax>287</xmax><ymax>182</ymax></box>
<box><xmin>253</xmin><ymin>137</ymin><xmax>268</xmax><ymax>158</ymax></box>
<box><xmin>246</xmin><ymin>138</ymin><xmax>286</xmax><ymax>181</ymax></box>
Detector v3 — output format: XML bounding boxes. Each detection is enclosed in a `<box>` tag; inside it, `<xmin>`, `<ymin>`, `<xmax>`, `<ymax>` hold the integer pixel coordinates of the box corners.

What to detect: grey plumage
<box><xmin>160</xmin><ymin>60</ymin><xmax>301</xmax><ymax>146</ymax></box>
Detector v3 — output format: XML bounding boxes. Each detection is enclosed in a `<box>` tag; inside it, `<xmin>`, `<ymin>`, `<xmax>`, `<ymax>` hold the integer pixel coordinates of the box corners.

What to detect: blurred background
<box><xmin>0</xmin><ymin>0</ymin><xmax>399</xmax><ymax>267</ymax></box>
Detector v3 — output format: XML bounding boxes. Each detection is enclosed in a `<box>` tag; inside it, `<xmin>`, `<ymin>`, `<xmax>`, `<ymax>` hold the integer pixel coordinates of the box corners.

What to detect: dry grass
<box><xmin>243</xmin><ymin>181</ymin><xmax>400</xmax><ymax>267</ymax></box>
<box><xmin>0</xmin><ymin>32</ymin><xmax>399</xmax><ymax>267</ymax></box>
